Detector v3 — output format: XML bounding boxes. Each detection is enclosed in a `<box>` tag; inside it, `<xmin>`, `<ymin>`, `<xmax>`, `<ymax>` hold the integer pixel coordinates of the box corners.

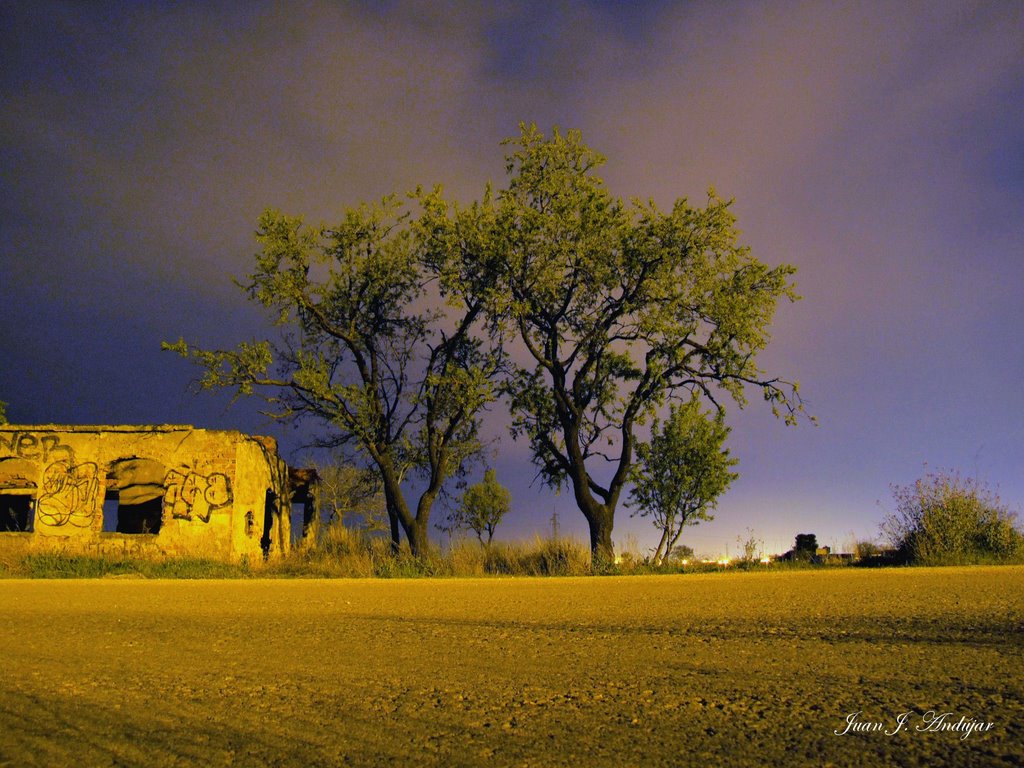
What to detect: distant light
<box><xmin>717</xmin><ymin>557</ymin><xmax>731</xmax><ymax>566</ymax></box>
<box><xmin>681</xmin><ymin>559</ymin><xmax>689</xmax><ymax>566</ymax></box>
<box><xmin>760</xmin><ymin>556</ymin><xmax>772</xmax><ymax>564</ymax></box>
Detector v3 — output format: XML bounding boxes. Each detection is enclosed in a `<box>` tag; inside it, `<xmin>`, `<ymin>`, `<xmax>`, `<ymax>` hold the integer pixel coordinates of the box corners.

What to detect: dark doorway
<box><xmin>290</xmin><ymin>502</ymin><xmax>309</xmax><ymax>546</ymax></box>
<box><xmin>261</xmin><ymin>490</ymin><xmax>276</xmax><ymax>559</ymax></box>
<box><xmin>0</xmin><ymin>493</ymin><xmax>33</xmax><ymax>532</ymax></box>
<box><xmin>287</xmin><ymin>467</ymin><xmax>319</xmax><ymax>547</ymax></box>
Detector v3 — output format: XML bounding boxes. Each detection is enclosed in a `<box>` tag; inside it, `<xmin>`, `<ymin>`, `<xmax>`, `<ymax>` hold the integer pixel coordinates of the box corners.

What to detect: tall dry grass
<box><xmin>268</xmin><ymin>523</ymin><xmax>593</xmax><ymax>578</ymax></box>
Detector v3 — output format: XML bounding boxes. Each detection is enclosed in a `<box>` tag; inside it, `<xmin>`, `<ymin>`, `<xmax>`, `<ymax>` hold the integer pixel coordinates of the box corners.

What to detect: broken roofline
<box><xmin>2</xmin><ymin>424</ymin><xmax>197</xmax><ymax>431</ymax></box>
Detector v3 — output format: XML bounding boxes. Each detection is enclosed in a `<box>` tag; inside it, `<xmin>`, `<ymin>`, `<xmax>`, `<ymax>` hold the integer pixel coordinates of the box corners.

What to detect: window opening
<box><xmin>105</xmin><ymin>459</ymin><xmax>166</xmax><ymax>534</ymax></box>
<box><xmin>0</xmin><ymin>493</ymin><xmax>33</xmax><ymax>532</ymax></box>
<box><xmin>103</xmin><ymin>489</ymin><xmax>163</xmax><ymax>534</ymax></box>
<box><xmin>102</xmin><ymin>492</ymin><xmax>120</xmax><ymax>533</ymax></box>
<box><xmin>0</xmin><ymin>458</ymin><xmax>37</xmax><ymax>533</ymax></box>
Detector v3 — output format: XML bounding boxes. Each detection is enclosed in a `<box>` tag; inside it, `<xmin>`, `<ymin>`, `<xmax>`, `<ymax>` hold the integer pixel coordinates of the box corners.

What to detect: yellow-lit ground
<box><xmin>1</xmin><ymin>567</ymin><xmax>1021</xmax><ymax>767</ymax></box>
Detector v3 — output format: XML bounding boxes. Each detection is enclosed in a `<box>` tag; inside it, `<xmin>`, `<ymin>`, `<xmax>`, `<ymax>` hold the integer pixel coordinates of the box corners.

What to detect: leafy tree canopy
<box><xmin>167</xmin><ymin>123</ymin><xmax>809</xmax><ymax>564</ymax></box>
<box><xmin>165</xmin><ymin>195</ymin><xmax>502</xmax><ymax>556</ymax></box>
<box><xmin>419</xmin><ymin>123</ymin><xmax>809</xmax><ymax>563</ymax></box>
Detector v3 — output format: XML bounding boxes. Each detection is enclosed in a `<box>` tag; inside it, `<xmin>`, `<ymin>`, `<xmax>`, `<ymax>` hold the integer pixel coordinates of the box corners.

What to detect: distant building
<box><xmin>0</xmin><ymin>425</ymin><xmax>318</xmax><ymax>563</ymax></box>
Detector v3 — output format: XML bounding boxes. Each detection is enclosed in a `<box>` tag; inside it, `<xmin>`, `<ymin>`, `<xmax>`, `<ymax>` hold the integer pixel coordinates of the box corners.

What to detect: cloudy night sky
<box><xmin>2</xmin><ymin>1</ymin><xmax>1022</xmax><ymax>557</ymax></box>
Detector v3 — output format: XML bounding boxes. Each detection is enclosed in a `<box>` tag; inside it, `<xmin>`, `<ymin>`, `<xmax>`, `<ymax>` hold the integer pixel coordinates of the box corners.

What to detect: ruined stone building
<box><xmin>0</xmin><ymin>425</ymin><xmax>318</xmax><ymax>563</ymax></box>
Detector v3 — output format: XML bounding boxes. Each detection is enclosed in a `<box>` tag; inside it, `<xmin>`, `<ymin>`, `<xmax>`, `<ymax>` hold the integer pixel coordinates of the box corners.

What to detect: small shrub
<box><xmin>667</xmin><ymin>545</ymin><xmax>694</xmax><ymax>565</ymax></box>
<box><xmin>736</xmin><ymin>528</ymin><xmax>763</xmax><ymax>565</ymax></box>
<box><xmin>882</xmin><ymin>469</ymin><xmax>1024</xmax><ymax>565</ymax></box>
<box><xmin>438</xmin><ymin>469</ymin><xmax>511</xmax><ymax>547</ymax></box>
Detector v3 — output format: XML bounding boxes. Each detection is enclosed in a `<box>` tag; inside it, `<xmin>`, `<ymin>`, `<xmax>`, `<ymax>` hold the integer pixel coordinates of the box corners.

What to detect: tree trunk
<box><xmin>376</xmin><ymin>455</ymin><xmax>415</xmax><ymax>556</ymax></box>
<box><xmin>373</xmin><ymin>453</ymin><xmax>440</xmax><ymax>560</ymax></box>
<box><xmin>652</xmin><ymin>527</ymin><xmax>670</xmax><ymax>567</ymax></box>
<box><xmin>408</xmin><ymin>485</ymin><xmax>441</xmax><ymax>558</ymax></box>
<box><xmin>665</xmin><ymin>521</ymin><xmax>686</xmax><ymax>559</ymax></box>
<box><xmin>380</xmin><ymin>480</ymin><xmax>403</xmax><ymax>555</ymax></box>
<box><xmin>387</xmin><ymin>508</ymin><xmax>401</xmax><ymax>555</ymax></box>
<box><xmin>566</xmin><ymin>466</ymin><xmax>617</xmax><ymax>569</ymax></box>
<box><xmin>563</xmin><ymin>423</ymin><xmax>617</xmax><ymax>569</ymax></box>
<box><xmin>585</xmin><ymin>507</ymin><xmax>615</xmax><ymax>569</ymax></box>
<box><xmin>406</xmin><ymin>514</ymin><xmax>430</xmax><ymax>558</ymax></box>
<box><xmin>560</xmin><ymin>411</ymin><xmax>639</xmax><ymax>570</ymax></box>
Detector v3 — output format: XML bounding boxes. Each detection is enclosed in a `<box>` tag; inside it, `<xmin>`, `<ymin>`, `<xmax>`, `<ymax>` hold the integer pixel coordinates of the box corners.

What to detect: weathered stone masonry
<box><xmin>0</xmin><ymin>425</ymin><xmax>315</xmax><ymax>563</ymax></box>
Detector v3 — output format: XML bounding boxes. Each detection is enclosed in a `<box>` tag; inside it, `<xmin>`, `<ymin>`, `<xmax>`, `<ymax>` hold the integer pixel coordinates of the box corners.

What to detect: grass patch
<box><xmin>4</xmin><ymin>520</ymin><xmax>1017</xmax><ymax>579</ymax></box>
<box><xmin>3</xmin><ymin>553</ymin><xmax>251</xmax><ymax>579</ymax></box>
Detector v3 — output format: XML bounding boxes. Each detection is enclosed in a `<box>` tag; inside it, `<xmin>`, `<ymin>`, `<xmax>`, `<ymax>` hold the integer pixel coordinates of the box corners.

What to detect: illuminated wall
<box><xmin>0</xmin><ymin>425</ymin><xmax>295</xmax><ymax>563</ymax></box>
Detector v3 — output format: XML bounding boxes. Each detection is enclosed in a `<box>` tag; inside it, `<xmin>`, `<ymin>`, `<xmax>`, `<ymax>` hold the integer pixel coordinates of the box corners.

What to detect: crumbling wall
<box><xmin>0</xmin><ymin>425</ymin><xmax>294</xmax><ymax>563</ymax></box>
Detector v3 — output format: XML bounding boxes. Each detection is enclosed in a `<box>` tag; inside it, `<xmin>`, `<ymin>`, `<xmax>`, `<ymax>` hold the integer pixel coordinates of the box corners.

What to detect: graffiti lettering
<box><xmin>0</xmin><ymin>431</ymin><xmax>74</xmax><ymax>464</ymax></box>
<box><xmin>36</xmin><ymin>461</ymin><xmax>99</xmax><ymax>528</ymax></box>
<box><xmin>163</xmin><ymin>468</ymin><xmax>232</xmax><ymax>523</ymax></box>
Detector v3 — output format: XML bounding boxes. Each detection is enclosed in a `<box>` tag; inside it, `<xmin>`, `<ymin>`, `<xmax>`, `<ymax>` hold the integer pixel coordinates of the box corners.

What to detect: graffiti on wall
<box><xmin>36</xmin><ymin>461</ymin><xmax>99</xmax><ymax>527</ymax></box>
<box><xmin>0</xmin><ymin>431</ymin><xmax>75</xmax><ymax>464</ymax></box>
<box><xmin>0</xmin><ymin>433</ymin><xmax>238</xmax><ymax>528</ymax></box>
<box><xmin>163</xmin><ymin>468</ymin><xmax>233</xmax><ymax>523</ymax></box>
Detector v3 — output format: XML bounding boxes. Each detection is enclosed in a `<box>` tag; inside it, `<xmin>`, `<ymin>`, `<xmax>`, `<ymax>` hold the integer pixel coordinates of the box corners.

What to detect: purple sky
<box><xmin>2</xmin><ymin>1</ymin><xmax>1022</xmax><ymax>557</ymax></box>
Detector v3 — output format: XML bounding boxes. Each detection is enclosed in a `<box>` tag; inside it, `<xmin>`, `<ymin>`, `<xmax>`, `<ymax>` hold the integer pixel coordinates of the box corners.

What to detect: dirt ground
<box><xmin>0</xmin><ymin>567</ymin><xmax>1021</xmax><ymax>767</ymax></box>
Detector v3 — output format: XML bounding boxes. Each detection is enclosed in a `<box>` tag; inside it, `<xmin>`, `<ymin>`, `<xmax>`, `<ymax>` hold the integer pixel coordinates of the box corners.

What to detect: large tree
<box><xmin>420</xmin><ymin>124</ymin><xmax>808</xmax><ymax>564</ymax></box>
<box><xmin>165</xmin><ymin>195</ymin><xmax>500</xmax><ymax>556</ymax></box>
